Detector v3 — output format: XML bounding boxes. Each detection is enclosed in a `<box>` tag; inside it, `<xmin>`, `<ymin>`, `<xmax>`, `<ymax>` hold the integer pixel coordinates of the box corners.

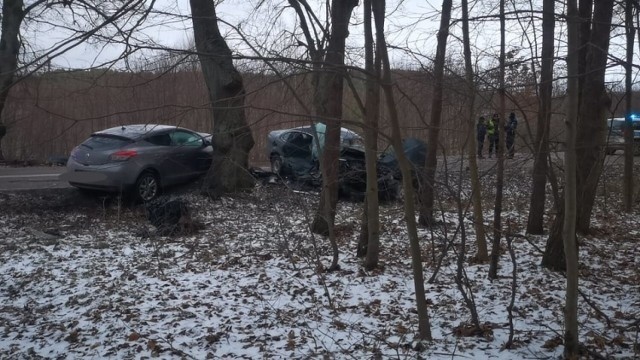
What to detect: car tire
<box><xmin>271</xmin><ymin>155</ymin><xmax>283</xmax><ymax>175</ymax></box>
<box><xmin>134</xmin><ymin>171</ymin><xmax>160</xmax><ymax>202</ymax></box>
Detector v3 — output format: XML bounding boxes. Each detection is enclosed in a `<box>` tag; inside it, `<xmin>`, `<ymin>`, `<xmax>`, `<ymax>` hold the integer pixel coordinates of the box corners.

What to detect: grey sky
<box><xmin>25</xmin><ymin>0</ymin><xmax>639</xmax><ymax>88</ymax></box>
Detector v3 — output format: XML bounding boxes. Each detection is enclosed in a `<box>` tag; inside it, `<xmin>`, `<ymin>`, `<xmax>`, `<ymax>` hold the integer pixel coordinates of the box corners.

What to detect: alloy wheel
<box><xmin>137</xmin><ymin>173</ymin><xmax>159</xmax><ymax>202</ymax></box>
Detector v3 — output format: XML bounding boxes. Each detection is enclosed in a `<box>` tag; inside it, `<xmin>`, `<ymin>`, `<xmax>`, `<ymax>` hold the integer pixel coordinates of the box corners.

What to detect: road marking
<box><xmin>0</xmin><ymin>174</ymin><xmax>62</xmax><ymax>179</ymax></box>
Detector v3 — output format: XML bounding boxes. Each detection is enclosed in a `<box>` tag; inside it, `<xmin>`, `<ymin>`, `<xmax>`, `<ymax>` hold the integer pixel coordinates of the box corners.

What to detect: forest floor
<box><xmin>0</xmin><ymin>155</ymin><xmax>639</xmax><ymax>359</ymax></box>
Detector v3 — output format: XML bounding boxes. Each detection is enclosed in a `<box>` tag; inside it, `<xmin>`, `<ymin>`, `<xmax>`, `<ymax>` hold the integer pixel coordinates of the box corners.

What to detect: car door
<box><xmin>143</xmin><ymin>132</ymin><xmax>178</xmax><ymax>184</ymax></box>
<box><xmin>280</xmin><ymin>131</ymin><xmax>314</xmax><ymax>177</ymax></box>
<box><xmin>168</xmin><ymin>130</ymin><xmax>208</xmax><ymax>182</ymax></box>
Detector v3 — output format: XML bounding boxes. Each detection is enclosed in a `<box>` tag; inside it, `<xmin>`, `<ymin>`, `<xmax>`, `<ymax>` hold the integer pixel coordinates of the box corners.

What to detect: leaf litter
<box><xmin>0</xmin><ymin>172</ymin><xmax>638</xmax><ymax>359</ymax></box>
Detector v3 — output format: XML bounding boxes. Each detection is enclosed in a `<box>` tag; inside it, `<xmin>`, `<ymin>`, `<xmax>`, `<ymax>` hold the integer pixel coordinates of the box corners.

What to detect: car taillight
<box><xmin>110</xmin><ymin>150</ymin><xmax>137</xmax><ymax>161</ymax></box>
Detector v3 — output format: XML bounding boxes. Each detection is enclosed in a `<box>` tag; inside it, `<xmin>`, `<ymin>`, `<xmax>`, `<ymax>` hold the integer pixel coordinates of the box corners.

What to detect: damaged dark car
<box><xmin>267</xmin><ymin>124</ymin><xmax>426</xmax><ymax>200</ymax></box>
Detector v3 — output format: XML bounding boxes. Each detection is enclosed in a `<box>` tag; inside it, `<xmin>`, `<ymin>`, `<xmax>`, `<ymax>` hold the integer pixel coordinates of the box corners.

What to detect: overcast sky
<box><xmin>23</xmin><ymin>0</ymin><xmax>639</xmax><ymax>88</ymax></box>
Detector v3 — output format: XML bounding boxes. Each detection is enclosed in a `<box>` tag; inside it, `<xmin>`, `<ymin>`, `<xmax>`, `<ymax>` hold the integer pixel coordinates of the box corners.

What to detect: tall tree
<box><xmin>419</xmin><ymin>0</ymin><xmax>453</xmax><ymax>227</ymax></box>
<box><xmin>575</xmin><ymin>0</ymin><xmax>614</xmax><ymax>233</ymax></box>
<box><xmin>311</xmin><ymin>0</ymin><xmax>359</xmax><ymax>240</ymax></box>
<box><xmin>623</xmin><ymin>0</ymin><xmax>636</xmax><ymax>211</ymax></box>
<box><xmin>190</xmin><ymin>0</ymin><xmax>256</xmax><ymax>197</ymax></box>
<box><xmin>542</xmin><ymin>0</ymin><xmax>615</xmax><ymax>271</ymax></box>
<box><xmin>461</xmin><ymin>0</ymin><xmax>488</xmax><ymax>261</ymax></box>
<box><xmin>373</xmin><ymin>0</ymin><xmax>432</xmax><ymax>340</ymax></box>
<box><xmin>358</xmin><ymin>0</ymin><xmax>383</xmax><ymax>269</ymax></box>
<box><xmin>562</xmin><ymin>1</ymin><xmax>580</xmax><ymax>356</ymax></box>
<box><xmin>488</xmin><ymin>0</ymin><xmax>507</xmax><ymax>280</ymax></box>
<box><xmin>527</xmin><ymin>0</ymin><xmax>555</xmax><ymax>234</ymax></box>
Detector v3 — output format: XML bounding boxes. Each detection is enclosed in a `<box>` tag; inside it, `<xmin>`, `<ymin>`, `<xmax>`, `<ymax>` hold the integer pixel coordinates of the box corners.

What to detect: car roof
<box><xmin>609</xmin><ymin>117</ymin><xmax>640</xmax><ymax>122</ymax></box>
<box><xmin>94</xmin><ymin>124</ymin><xmax>188</xmax><ymax>139</ymax></box>
<box><xmin>270</xmin><ymin>125</ymin><xmax>362</xmax><ymax>139</ymax></box>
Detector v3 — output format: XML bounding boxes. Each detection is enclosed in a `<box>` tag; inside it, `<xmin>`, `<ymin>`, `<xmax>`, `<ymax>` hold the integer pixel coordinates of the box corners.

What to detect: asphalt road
<box><xmin>0</xmin><ymin>153</ymin><xmax>636</xmax><ymax>192</ymax></box>
<box><xmin>0</xmin><ymin>166</ymin><xmax>68</xmax><ymax>191</ymax></box>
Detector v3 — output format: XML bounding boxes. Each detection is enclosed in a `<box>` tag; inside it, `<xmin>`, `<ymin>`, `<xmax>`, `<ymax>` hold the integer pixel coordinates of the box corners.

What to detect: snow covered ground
<box><xmin>0</xmin><ymin>175</ymin><xmax>638</xmax><ymax>359</ymax></box>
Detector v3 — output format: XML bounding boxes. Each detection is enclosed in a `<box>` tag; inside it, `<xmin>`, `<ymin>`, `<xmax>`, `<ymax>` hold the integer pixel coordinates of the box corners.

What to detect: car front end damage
<box><xmin>335</xmin><ymin>146</ymin><xmax>401</xmax><ymax>201</ymax></box>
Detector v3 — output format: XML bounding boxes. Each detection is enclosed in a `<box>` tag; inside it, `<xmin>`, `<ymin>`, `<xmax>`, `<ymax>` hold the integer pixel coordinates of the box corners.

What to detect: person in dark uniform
<box><xmin>476</xmin><ymin>116</ymin><xmax>487</xmax><ymax>158</ymax></box>
<box><xmin>505</xmin><ymin>112</ymin><xmax>518</xmax><ymax>158</ymax></box>
<box><xmin>488</xmin><ymin>113</ymin><xmax>499</xmax><ymax>158</ymax></box>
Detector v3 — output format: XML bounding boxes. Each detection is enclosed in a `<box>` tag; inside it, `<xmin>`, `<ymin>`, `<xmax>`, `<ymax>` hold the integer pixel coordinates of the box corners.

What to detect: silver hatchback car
<box><xmin>64</xmin><ymin>124</ymin><xmax>213</xmax><ymax>201</ymax></box>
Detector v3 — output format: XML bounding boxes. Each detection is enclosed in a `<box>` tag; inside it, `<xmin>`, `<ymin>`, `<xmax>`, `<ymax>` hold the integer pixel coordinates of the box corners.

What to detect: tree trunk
<box><xmin>287</xmin><ymin>0</ymin><xmax>324</xmax><ymax>114</ymax></box>
<box><xmin>562</xmin><ymin>2</ymin><xmax>580</xmax><ymax>356</ymax></box>
<box><xmin>374</xmin><ymin>0</ymin><xmax>432</xmax><ymax>341</ymax></box>
<box><xmin>526</xmin><ymin>0</ymin><xmax>554</xmax><ymax>235</ymax></box>
<box><xmin>575</xmin><ymin>0</ymin><xmax>614</xmax><ymax>233</ymax></box>
<box><xmin>189</xmin><ymin>0</ymin><xmax>255</xmax><ymax>198</ymax></box>
<box><xmin>541</xmin><ymin>207</ymin><xmax>567</xmax><ymax>271</ymax></box>
<box><xmin>542</xmin><ymin>0</ymin><xmax>615</xmax><ymax>271</ymax></box>
<box><xmin>418</xmin><ymin>0</ymin><xmax>453</xmax><ymax>227</ymax></box>
<box><xmin>488</xmin><ymin>0</ymin><xmax>506</xmax><ymax>280</ymax></box>
<box><xmin>0</xmin><ymin>0</ymin><xmax>25</xmax><ymax>162</ymax></box>
<box><xmin>311</xmin><ymin>0</ymin><xmax>358</xmax><ymax>237</ymax></box>
<box><xmin>461</xmin><ymin>0</ymin><xmax>487</xmax><ymax>261</ymax></box>
<box><xmin>623</xmin><ymin>0</ymin><xmax>635</xmax><ymax>211</ymax></box>
<box><xmin>359</xmin><ymin>0</ymin><xmax>382</xmax><ymax>269</ymax></box>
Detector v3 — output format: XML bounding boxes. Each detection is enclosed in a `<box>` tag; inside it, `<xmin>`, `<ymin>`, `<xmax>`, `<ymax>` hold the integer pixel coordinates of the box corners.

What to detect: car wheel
<box><xmin>135</xmin><ymin>171</ymin><xmax>160</xmax><ymax>202</ymax></box>
<box><xmin>271</xmin><ymin>155</ymin><xmax>283</xmax><ymax>175</ymax></box>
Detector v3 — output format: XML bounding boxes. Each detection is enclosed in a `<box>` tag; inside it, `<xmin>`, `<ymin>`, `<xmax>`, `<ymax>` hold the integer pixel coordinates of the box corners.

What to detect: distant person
<box><xmin>476</xmin><ymin>116</ymin><xmax>487</xmax><ymax>158</ymax></box>
<box><xmin>487</xmin><ymin>113</ymin><xmax>499</xmax><ymax>158</ymax></box>
<box><xmin>505</xmin><ymin>112</ymin><xmax>518</xmax><ymax>158</ymax></box>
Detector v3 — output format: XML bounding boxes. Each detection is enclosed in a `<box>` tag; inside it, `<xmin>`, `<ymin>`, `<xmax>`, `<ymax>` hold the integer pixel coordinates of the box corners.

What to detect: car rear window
<box><xmin>82</xmin><ymin>135</ymin><xmax>131</xmax><ymax>150</ymax></box>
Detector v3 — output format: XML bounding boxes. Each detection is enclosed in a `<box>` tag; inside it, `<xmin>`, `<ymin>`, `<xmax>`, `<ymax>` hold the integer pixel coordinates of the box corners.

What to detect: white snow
<box><xmin>0</xmin><ymin>184</ymin><xmax>638</xmax><ymax>359</ymax></box>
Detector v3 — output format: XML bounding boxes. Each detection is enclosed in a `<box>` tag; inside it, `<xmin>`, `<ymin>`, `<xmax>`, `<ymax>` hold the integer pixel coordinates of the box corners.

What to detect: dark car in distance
<box><xmin>267</xmin><ymin>124</ymin><xmax>426</xmax><ymax>200</ymax></box>
<box><xmin>64</xmin><ymin>124</ymin><xmax>213</xmax><ymax>201</ymax></box>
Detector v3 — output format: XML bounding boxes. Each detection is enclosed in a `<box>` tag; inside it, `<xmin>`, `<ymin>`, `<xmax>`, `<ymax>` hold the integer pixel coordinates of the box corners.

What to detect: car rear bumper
<box><xmin>62</xmin><ymin>157</ymin><xmax>140</xmax><ymax>191</ymax></box>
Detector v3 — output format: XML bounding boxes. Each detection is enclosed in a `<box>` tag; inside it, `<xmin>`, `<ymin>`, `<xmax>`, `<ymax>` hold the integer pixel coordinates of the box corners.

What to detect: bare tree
<box><xmin>0</xmin><ymin>0</ymin><xmax>150</xmax><ymax>161</ymax></box>
<box><xmin>373</xmin><ymin>0</ymin><xmax>432</xmax><ymax>341</ymax></box>
<box><xmin>489</xmin><ymin>0</ymin><xmax>507</xmax><ymax>280</ymax></box>
<box><xmin>287</xmin><ymin>0</ymin><xmax>327</xmax><ymax>110</ymax></box>
<box><xmin>189</xmin><ymin>0</ymin><xmax>256</xmax><ymax>197</ymax></box>
<box><xmin>542</xmin><ymin>0</ymin><xmax>615</xmax><ymax>271</ymax></box>
<box><xmin>563</xmin><ymin>1</ymin><xmax>580</xmax><ymax>356</ymax></box>
<box><xmin>623</xmin><ymin>0</ymin><xmax>636</xmax><ymax>211</ymax></box>
<box><xmin>574</xmin><ymin>0</ymin><xmax>615</xmax><ymax>233</ymax></box>
<box><xmin>419</xmin><ymin>0</ymin><xmax>453</xmax><ymax>227</ymax></box>
<box><xmin>527</xmin><ymin>0</ymin><xmax>555</xmax><ymax>234</ymax></box>
<box><xmin>461</xmin><ymin>0</ymin><xmax>488</xmax><ymax>261</ymax></box>
<box><xmin>358</xmin><ymin>0</ymin><xmax>383</xmax><ymax>269</ymax></box>
<box><xmin>310</xmin><ymin>0</ymin><xmax>358</xmax><ymax>246</ymax></box>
